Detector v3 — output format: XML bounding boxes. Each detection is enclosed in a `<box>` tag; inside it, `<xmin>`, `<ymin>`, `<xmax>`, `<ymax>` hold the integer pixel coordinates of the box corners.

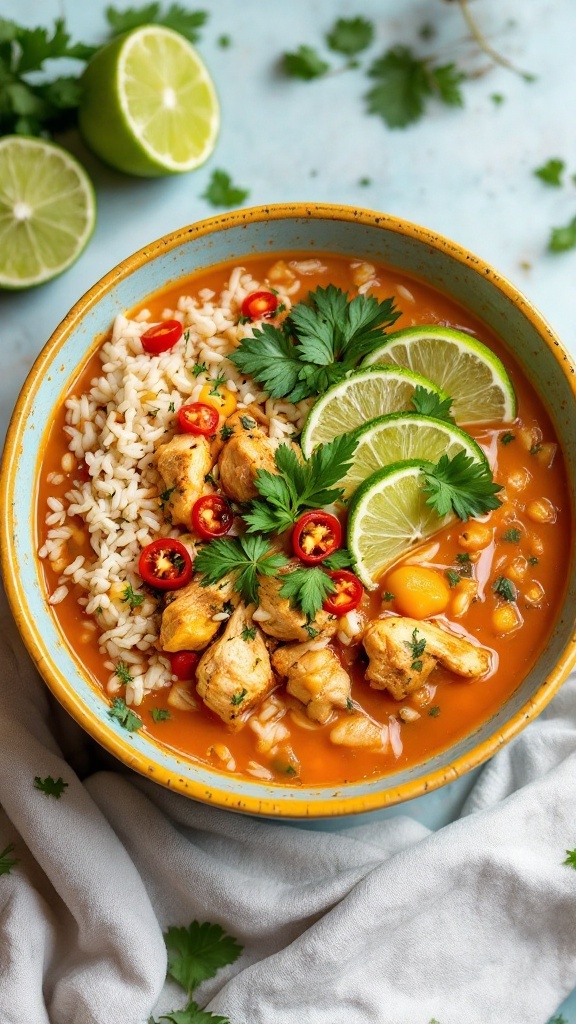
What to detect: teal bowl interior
<box><xmin>4</xmin><ymin>203</ymin><xmax>576</xmax><ymax>817</ymax></box>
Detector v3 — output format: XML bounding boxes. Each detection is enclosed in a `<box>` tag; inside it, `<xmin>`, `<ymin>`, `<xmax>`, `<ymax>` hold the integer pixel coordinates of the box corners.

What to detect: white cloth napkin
<box><xmin>0</xmin><ymin>579</ymin><xmax>574</xmax><ymax>1024</ymax></box>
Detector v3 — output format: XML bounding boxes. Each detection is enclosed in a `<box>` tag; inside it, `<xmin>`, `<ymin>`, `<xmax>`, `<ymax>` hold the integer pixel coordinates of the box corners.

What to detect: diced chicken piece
<box><xmin>330</xmin><ymin>714</ymin><xmax>387</xmax><ymax>751</ymax></box>
<box><xmin>210</xmin><ymin>406</ymin><xmax>268</xmax><ymax>461</ymax></box>
<box><xmin>218</xmin><ymin>424</ymin><xmax>280</xmax><ymax>503</ymax></box>
<box><xmin>155</xmin><ymin>434</ymin><xmax>212</xmax><ymax>526</ymax></box>
<box><xmin>363</xmin><ymin>616</ymin><xmax>492</xmax><ymax>701</ymax></box>
<box><xmin>257</xmin><ymin>569</ymin><xmax>338</xmax><ymax>642</ymax></box>
<box><xmin>196</xmin><ymin>604</ymin><xmax>274</xmax><ymax>727</ymax></box>
<box><xmin>272</xmin><ymin>643</ymin><xmax>351</xmax><ymax>724</ymax></box>
<box><xmin>159</xmin><ymin>575</ymin><xmax>238</xmax><ymax>652</ymax></box>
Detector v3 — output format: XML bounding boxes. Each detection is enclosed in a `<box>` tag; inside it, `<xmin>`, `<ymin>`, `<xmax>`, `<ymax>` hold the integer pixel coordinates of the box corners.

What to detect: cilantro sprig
<box><xmin>563</xmin><ymin>849</ymin><xmax>576</xmax><ymax>869</ymax></box>
<box><xmin>421</xmin><ymin>451</ymin><xmax>503</xmax><ymax>521</ymax></box>
<box><xmin>156</xmin><ymin>1004</ymin><xmax>231</xmax><ymax>1024</ymax></box>
<box><xmin>108</xmin><ymin>697</ymin><xmax>143</xmax><ymax>732</ymax></box>
<box><xmin>279</xmin><ymin>567</ymin><xmax>336</xmax><ymax>621</ymax></box>
<box><xmin>366</xmin><ymin>46</ymin><xmax>465</xmax><ymax>129</ymax></box>
<box><xmin>34</xmin><ymin>775</ymin><xmax>68</xmax><ymax>798</ymax></box>
<box><xmin>194</xmin><ymin>535</ymin><xmax>288</xmax><ymax>604</ymax></box>
<box><xmin>411</xmin><ymin>386</ymin><xmax>454</xmax><ymax>422</ymax></box>
<box><xmin>164</xmin><ymin>921</ymin><xmax>242</xmax><ymax>996</ymax></box>
<box><xmin>202</xmin><ymin>169</ymin><xmax>249</xmax><ymax>208</ymax></box>
<box><xmin>244</xmin><ymin>432</ymin><xmax>358</xmax><ymax>535</ymax></box>
<box><xmin>229</xmin><ymin>284</ymin><xmax>400</xmax><ymax>403</ymax></box>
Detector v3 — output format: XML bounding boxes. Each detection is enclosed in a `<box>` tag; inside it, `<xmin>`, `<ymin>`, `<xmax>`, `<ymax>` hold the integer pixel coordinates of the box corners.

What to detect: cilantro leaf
<box><xmin>322</xmin><ymin>548</ymin><xmax>354</xmax><ymax>570</ymax></box>
<box><xmin>406</xmin><ymin>627</ymin><xmax>426</xmax><ymax>660</ymax></box>
<box><xmin>108</xmin><ymin>697</ymin><xmax>143</xmax><ymax>732</ymax></box>
<box><xmin>150</xmin><ymin>708</ymin><xmax>171</xmax><ymax>722</ymax></box>
<box><xmin>366</xmin><ymin>46</ymin><xmax>465</xmax><ymax>128</ymax></box>
<box><xmin>500</xmin><ymin>432</ymin><xmax>515</xmax><ymax>445</ymax></box>
<box><xmin>115</xmin><ymin>661</ymin><xmax>134</xmax><ymax>686</ymax></box>
<box><xmin>164</xmin><ymin>920</ymin><xmax>242</xmax><ymax>996</ymax></box>
<box><xmin>157</xmin><ymin>6</ymin><xmax>207</xmax><ymax>42</ymax></box>
<box><xmin>158</xmin><ymin>1001</ymin><xmax>231</xmax><ymax>1024</ymax></box>
<box><xmin>34</xmin><ymin>775</ymin><xmax>68</xmax><ymax>798</ymax></box>
<box><xmin>231</xmin><ymin>688</ymin><xmax>248</xmax><ymax>705</ymax></box>
<box><xmin>279</xmin><ymin>567</ymin><xmax>336</xmax><ymax>621</ymax></box>
<box><xmin>283</xmin><ymin>45</ymin><xmax>329</xmax><ymax>80</ymax></box>
<box><xmin>227</xmin><ymin>323</ymin><xmax>311</xmax><ymax>402</ymax></box>
<box><xmin>411</xmin><ymin>386</ymin><xmax>454</xmax><ymax>422</ymax></box>
<box><xmin>493</xmin><ymin>576</ymin><xmax>516</xmax><ymax>602</ymax></box>
<box><xmin>105</xmin><ymin>3</ymin><xmax>161</xmax><ymax>34</ymax></box>
<box><xmin>534</xmin><ymin>158</ymin><xmax>565</xmax><ymax>187</ymax></box>
<box><xmin>502</xmin><ymin>527</ymin><xmax>521</xmax><ymax>543</ymax></box>
<box><xmin>202</xmin><ymin>169</ymin><xmax>249</xmax><ymax>208</ymax></box>
<box><xmin>121</xmin><ymin>583</ymin><xmax>145</xmax><ymax>608</ymax></box>
<box><xmin>194</xmin><ymin>535</ymin><xmax>288</xmax><ymax>604</ymax></box>
<box><xmin>421</xmin><ymin>451</ymin><xmax>503</xmax><ymax>520</ymax></box>
<box><xmin>445</xmin><ymin>569</ymin><xmax>461</xmax><ymax>588</ymax></box>
<box><xmin>549</xmin><ymin>215</ymin><xmax>576</xmax><ymax>253</ymax></box>
<box><xmin>106</xmin><ymin>4</ymin><xmax>206</xmax><ymax>43</ymax></box>
<box><xmin>326</xmin><ymin>17</ymin><xmax>374</xmax><ymax>57</ymax></box>
<box><xmin>0</xmin><ymin>843</ymin><xmax>18</xmax><ymax>876</ymax></box>
<box><xmin>430</xmin><ymin>63</ymin><xmax>465</xmax><ymax>107</ymax></box>
<box><xmin>563</xmin><ymin>848</ymin><xmax>576</xmax><ymax>869</ymax></box>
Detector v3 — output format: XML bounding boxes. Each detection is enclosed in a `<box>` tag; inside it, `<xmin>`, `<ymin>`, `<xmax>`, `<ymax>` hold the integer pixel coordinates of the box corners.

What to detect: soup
<box><xmin>37</xmin><ymin>254</ymin><xmax>570</xmax><ymax>786</ymax></box>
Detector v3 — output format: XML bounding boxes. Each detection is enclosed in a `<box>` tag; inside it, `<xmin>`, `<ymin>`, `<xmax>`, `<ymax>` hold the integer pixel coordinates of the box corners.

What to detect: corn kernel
<box><xmin>524</xmin><ymin>581</ymin><xmax>545</xmax><ymax>606</ymax></box>
<box><xmin>458</xmin><ymin>522</ymin><xmax>493</xmax><ymax>552</ymax></box>
<box><xmin>526</xmin><ymin>498</ymin><xmax>557</xmax><ymax>524</ymax></box>
<box><xmin>492</xmin><ymin>604</ymin><xmax>522</xmax><ymax>634</ymax></box>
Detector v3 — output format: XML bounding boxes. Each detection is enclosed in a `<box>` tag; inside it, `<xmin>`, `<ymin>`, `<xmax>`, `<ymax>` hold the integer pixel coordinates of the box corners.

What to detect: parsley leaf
<box><xmin>563</xmin><ymin>849</ymin><xmax>576</xmax><ymax>869</ymax></box>
<box><xmin>121</xmin><ymin>583</ymin><xmax>145</xmax><ymax>608</ymax></box>
<box><xmin>407</xmin><ymin>627</ymin><xmax>426</xmax><ymax>660</ymax></box>
<box><xmin>279</xmin><ymin>567</ymin><xmax>336</xmax><ymax>621</ymax></box>
<box><xmin>411</xmin><ymin>386</ymin><xmax>454</xmax><ymax>422</ymax></box>
<box><xmin>191</xmin><ymin>361</ymin><xmax>208</xmax><ymax>377</ymax></box>
<box><xmin>157</xmin><ymin>1002</ymin><xmax>231</xmax><ymax>1024</ymax></box>
<box><xmin>209</xmin><ymin>374</ymin><xmax>226</xmax><ymax>396</ymax></box>
<box><xmin>231</xmin><ymin>688</ymin><xmax>248</xmax><ymax>705</ymax></box>
<box><xmin>534</xmin><ymin>158</ymin><xmax>565</xmax><ymax>187</ymax></box>
<box><xmin>283</xmin><ymin>45</ymin><xmax>329</xmax><ymax>80</ymax></box>
<box><xmin>108</xmin><ymin>697</ymin><xmax>143</xmax><ymax>732</ymax></box>
<box><xmin>549</xmin><ymin>215</ymin><xmax>576</xmax><ymax>253</ymax></box>
<box><xmin>326</xmin><ymin>17</ymin><xmax>374</xmax><ymax>57</ymax></box>
<box><xmin>150</xmin><ymin>708</ymin><xmax>171</xmax><ymax>722</ymax></box>
<box><xmin>421</xmin><ymin>451</ymin><xmax>503</xmax><ymax>520</ymax></box>
<box><xmin>241</xmin><ymin>626</ymin><xmax>256</xmax><ymax>642</ymax></box>
<box><xmin>164</xmin><ymin>920</ymin><xmax>242</xmax><ymax>996</ymax></box>
<box><xmin>194</xmin><ymin>535</ymin><xmax>289</xmax><ymax>604</ymax></box>
<box><xmin>322</xmin><ymin>548</ymin><xmax>354</xmax><ymax>570</ymax></box>
<box><xmin>502</xmin><ymin>527</ymin><xmax>521</xmax><ymax>543</ymax></box>
<box><xmin>366</xmin><ymin>46</ymin><xmax>465</xmax><ymax>129</ymax></box>
<box><xmin>493</xmin><ymin>576</ymin><xmax>516</xmax><ymax>602</ymax></box>
<box><xmin>114</xmin><ymin>661</ymin><xmax>134</xmax><ymax>686</ymax></box>
<box><xmin>220</xmin><ymin>424</ymin><xmax>235</xmax><ymax>441</ymax></box>
<box><xmin>0</xmin><ymin>843</ymin><xmax>18</xmax><ymax>875</ymax></box>
<box><xmin>202</xmin><ymin>169</ymin><xmax>249</xmax><ymax>208</ymax></box>
<box><xmin>34</xmin><ymin>775</ymin><xmax>68</xmax><ymax>798</ymax></box>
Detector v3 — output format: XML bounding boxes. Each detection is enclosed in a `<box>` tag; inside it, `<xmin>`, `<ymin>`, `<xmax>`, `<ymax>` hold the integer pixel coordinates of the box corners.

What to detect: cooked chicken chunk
<box><xmin>272</xmin><ymin>643</ymin><xmax>351</xmax><ymax>724</ymax></box>
<box><xmin>155</xmin><ymin>433</ymin><xmax>212</xmax><ymax>526</ymax></box>
<box><xmin>196</xmin><ymin>604</ymin><xmax>274</xmax><ymax>727</ymax></box>
<box><xmin>329</xmin><ymin>714</ymin><xmax>387</xmax><ymax>751</ymax></box>
<box><xmin>257</xmin><ymin>569</ymin><xmax>338</xmax><ymax>642</ymax></box>
<box><xmin>363</xmin><ymin>616</ymin><xmax>492</xmax><ymax>701</ymax></box>
<box><xmin>159</xmin><ymin>575</ymin><xmax>238</xmax><ymax>652</ymax></box>
<box><xmin>218</xmin><ymin>423</ymin><xmax>280</xmax><ymax>503</ymax></box>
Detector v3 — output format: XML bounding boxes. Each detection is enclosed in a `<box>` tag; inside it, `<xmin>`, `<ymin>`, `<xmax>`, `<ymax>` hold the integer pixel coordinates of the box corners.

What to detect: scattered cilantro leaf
<box><xmin>157</xmin><ymin>1002</ymin><xmax>231</xmax><ymax>1024</ymax></box>
<box><xmin>220</xmin><ymin>424</ymin><xmax>235</xmax><ymax>441</ymax></box>
<box><xmin>411</xmin><ymin>386</ymin><xmax>454</xmax><ymax>422</ymax></box>
<box><xmin>169</xmin><ymin>401</ymin><xmax>176</xmax><ymax>413</ymax></box>
<box><xmin>209</xmin><ymin>374</ymin><xmax>226</xmax><ymax>396</ymax></box>
<box><xmin>202</xmin><ymin>169</ymin><xmax>249</xmax><ymax>208</ymax></box>
<box><xmin>428</xmin><ymin>706</ymin><xmax>441</xmax><ymax>717</ymax></box>
<box><xmin>114</xmin><ymin>661</ymin><xmax>134</xmax><ymax>686</ymax></box>
<box><xmin>407</xmin><ymin>627</ymin><xmax>426</xmax><ymax>660</ymax></box>
<box><xmin>500</xmin><ymin>432</ymin><xmax>515</xmax><ymax>445</ymax></box>
<box><xmin>240</xmin><ymin>415</ymin><xmax>256</xmax><ymax>430</ymax></box>
<box><xmin>322</xmin><ymin>548</ymin><xmax>354</xmax><ymax>570</ymax></box>
<box><xmin>491</xmin><ymin>93</ymin><xmax>504</xmax><ymax>105</ymax></box>
<box><xmin>240</xmin><ymin>626</ymin><xmax>256</xmax><ymax>642</ymax></box>
<box><xmin>530</xmin><ymin>443</ymin><xmax>543</xmax><ymax>455</ymax></box>
<box><xmin>445</xmin><ymin>569</ymin><xmax>461</xmax><ymax>588</ymax></box>
<box><xmin>121</xmin><ymin>583</ymin><xmax>145</xmax><ymax>608</ymax></box>
<box><xmin>563</xmin><ymin>849</ymin><xmax>576</xmax><ymax>869</ymax></box>
<box><xmin>549</xmin><ymin>215</ymin><xmax>576</xmax><ymax>253</ymax></box>
<box><xmin>303</xmin><ymin>623</ymin><xmax>319</xmax><ymax>638</ymax></box>
<box><xmin>194</xmin><ymin>535</ymin><xmax>289</xmax><ymax>604</ymax></box>
<box><xmin>34</xmin><ymin>775</ymin><xmax>68</xmax><ymax>798</ymax></box>
<box><xmin>164</xmin><ymin>920</ymin><xmax>242</xmax><ymax>996</ymax></box>
<box><xmin>105</xmin><ymin>5</ymin><xmax>207</xmax><ymax>43</ymax></box>
<box><xmin>191</xmin><ymin>362</ymin><xmax>208</xmax><ymax>377</ymax></box>
<box><xmin>383</xmin><ymin>591</ymin><xmax>395</xmax><ymax>601</ymax></box>
<box><xmin>326</xmin><ymin>17</ymin><xmax>374</xmax><ymax>57</ymax></box>
<box><xmin>231</xmin><ymin>688</ymin><xmax>248</xmax><ymax>705</ymax></box>
<box><xmin>283</xmin><ymin>45</ymin><xmax>329</xmax><ymax>80</ymax></box>
<box><xmin>0</xmin><ymin>843</ymin><xmax>18</xmax><ymax>876</ymax></box>
<box><xmin>421</xmin><ymin>451</ymin><xmax>503</xmax><ymax>520</ymax></box>
<box><xmin>455</xmin><ymin>552</ymin><xmax>471</xmax><ymax>564</ymax></box>
<box><xmin>218</xmin><ymin>34</ymin><xmax>231</xmax><ymax>49</ymax></box>
<box><xmin>493</xmin><ymin>576</ymin><xmax>516</xmax><ymax>602</ymax></box>
<box><xmin>534</xmin><ymin>158</ymin><xmax>565</xmax><ymax>187</ymax></box>
<box><xmin>108</xmin><ymin>697</ymin><xmax>143</xmax><ymax>732</ymax></box>
<box><xmin>366</xmin><ymin>46</ymin><xmax>465</xmax><ymax>129</ymax></box>
<box><xmin>502</xmin><ymin>528</ymin><xmax>521</xmax><ymax>543</ymax></box>
<box><xmin>528</xmin><ymin>556</ymin><xmax>539</xmax><ymax>566</ymax></box>
<box><xmin>222</xmin><ymin>600</ymin><xmax>235</xmax><ymax>615</ymax></box>
<box><xmin>279</xmin><ymin>567</ymin><xmax>336</xmax><ymax>621</ymax></box>
<box><xmin>431</xmin><ymin>63</ymin><xmax>465</xmax><ymax>107</ymax></box>
<box><xmin>346</xmin><ymin>696</ymin><xmax>354</xmax><ymax>711</ymax></box>
<box><xmin>150</xmin><ymin>708</ymin><xmax>171</xmax><ymax>722</ymax></box>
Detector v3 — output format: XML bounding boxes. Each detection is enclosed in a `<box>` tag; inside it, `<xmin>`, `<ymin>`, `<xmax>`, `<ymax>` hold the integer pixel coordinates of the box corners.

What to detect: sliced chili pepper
<box><xmin>323</xmin><ymin>570</ymin><xmax>364</xmax><ymax>616</ymax></box>
<box><xmin>138</xmin><ymin>538</ymin><xmax>193</xmax><ymax>591</ymax></box>
<box><xmin>241</xmin><ymin>290</ymin><xmax>279</xmax><ymax>320</ymax></box>
<box><xmin>167</xmin><ymin>650</ymin><xmax>199</xmax><ymax>680</ymax></box>
<box><xmin>292</xmin><ymin>510</ymin><xmax>342</xmax><ymax>564</ymax></box>
<box><xmin>141</xmin><ymin>319</ymin><xmax>183</xmax><ymax>354</ymax></box>
<box><xmin>192</xmin><ymin>494</ymin><xmax>234</xmax><ymax>540</ymax></box>
<box><xmin>177</xmin><ymin>402</ymin><xmax>219</xmax><ymax>436</ymax></box>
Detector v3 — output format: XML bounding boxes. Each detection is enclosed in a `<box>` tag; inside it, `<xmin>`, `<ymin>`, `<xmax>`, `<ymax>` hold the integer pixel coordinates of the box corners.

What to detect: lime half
<box><xmin>341</xmin><ymin>411</ymin><xmax>488</xmax><ymax>498</ymax></box>
<box><xmin>79</xmin><ymin>26</ymin><xmax>220</xmax><ymax>177</ymax></box>
<box><xmin>301</xmin><ymin>365</ymin><xmax>448</xmax><ymax>457</ymax></box>
<box><xmin>362</xmin><ymin>326</ymin><xmax>516</xmax><ymax>424</ymax></box>
<box><xmin>347</xmin><ymin>460</ymin><xmax>452</xmax><ymax>589</ymax></box>
<box><xmin>0</xmin><ymin>136</ymin><xmax>96</xmax><ymax>290</ymax></box>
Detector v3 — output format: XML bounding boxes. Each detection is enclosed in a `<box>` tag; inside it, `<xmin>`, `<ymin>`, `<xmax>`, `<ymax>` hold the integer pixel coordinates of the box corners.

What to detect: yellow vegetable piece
<box><xmin>385</xmin><ymin>565</ymin><xmax>450</xmax><ymax>620</ymax></box>
<box><xmin>198</xmin><ymin>383</ymin><xmax>237</xmax><ymax>417</ymax></box>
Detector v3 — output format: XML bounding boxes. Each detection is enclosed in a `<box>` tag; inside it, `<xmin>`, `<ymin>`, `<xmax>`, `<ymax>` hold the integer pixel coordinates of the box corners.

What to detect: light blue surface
<box><xmin>1</xmin><ymin>1</ymin><xmax>575</xmax><ymax>1018</ymax></box>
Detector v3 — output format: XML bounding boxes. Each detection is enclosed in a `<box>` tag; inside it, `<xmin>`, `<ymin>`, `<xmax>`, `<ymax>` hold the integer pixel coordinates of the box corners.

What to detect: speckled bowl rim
<box><xmin>2</xmin><ymin>202</ymin><xmax>576</xmax><ymax>818</ymax></box>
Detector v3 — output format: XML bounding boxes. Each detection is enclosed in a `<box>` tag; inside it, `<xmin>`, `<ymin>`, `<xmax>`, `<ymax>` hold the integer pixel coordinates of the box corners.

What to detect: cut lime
<box><xmin>341</xmin><ymin>411</ymin><xmax>488</xmax><ymax>498</ymax></box>
<box><xmin>347</xmin><ymin>460</ymin><xmax>452</xmax><ymax>589</ymax></box>
<box><xmin>301</xmin><ymin>365</ymin><xmax>448</xmax><ymax>457</ymax></box>
<box><xmin>0</xmin><ymin>136</ymin><xmax>96</xmax><ymax>290</ymax></box>
<box><xmin>362</xmin><ymin>326</ymin><xmax>516</xmax><ymax>424</ymax></box>
<box><xmin>79</xmin><ymin>26</ymin><xmax>220</xmax><ymax>177</ymax></box>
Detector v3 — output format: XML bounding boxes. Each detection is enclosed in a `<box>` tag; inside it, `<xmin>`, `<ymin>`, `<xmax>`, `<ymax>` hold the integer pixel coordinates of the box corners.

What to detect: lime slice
<box><xmin>79</xmin><ymin>26</ymin><xmax>220</xmax><ymax>177</ymax></box>
<box><xmin>341</xmin><ymin>411</ymin><xmax>487</xmax><ymax>498</ymax></box>
<box><xmin>301</xmin><ymin>365</ymin><xmax>448</xmax><ymax>457</ymax></box>
<box><xmin>347</xmin><ymin>460</ymin><xmax>452</xmax><ymax>589</ymax></box>
<box><xmin>362</xmin><ymin>326</ymin><xmax>516</xmax><ymax>424</ymax></box>
<box><xmin>0</xmin><ymin>137</ymin><xmax>96</xmax><ymax>290</ymax></box>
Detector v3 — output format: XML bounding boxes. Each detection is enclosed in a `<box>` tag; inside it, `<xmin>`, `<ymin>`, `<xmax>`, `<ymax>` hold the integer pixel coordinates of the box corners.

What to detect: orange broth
<box><xmin>38</xmin><ymin>253</ymin><xmax>571</xmax><ymax>786</ymax></box>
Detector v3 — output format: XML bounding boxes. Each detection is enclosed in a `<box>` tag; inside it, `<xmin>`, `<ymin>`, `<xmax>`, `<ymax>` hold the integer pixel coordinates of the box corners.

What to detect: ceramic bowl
<box><xmin>2</xmin><ymin>203</ymin><xmax>576</xmax><ymax>818</ymax></box>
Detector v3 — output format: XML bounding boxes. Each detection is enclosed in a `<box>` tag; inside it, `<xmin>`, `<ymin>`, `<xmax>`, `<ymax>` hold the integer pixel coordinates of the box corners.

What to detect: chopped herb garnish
<box><xmin>322</xmin><ymin>548</ymin><xmax>354</xmax><ymax>570</ymax></box>
<box><xmin>563</xmin><ymin>849</ymin><xmax>576</xmax><ymax>869</ymax></box>
<box><xmin>218</xmin><ymin>33</ymin><xmax>231</xmax><ymax>48</ymax></box>
<box><xmin>241</xmin><ymin>626</ymin><xmax>256</xmax><ymax>642</ymax></box>
<box><xmin>445</xmin><ymin>569</ymin><xmax>461</xmax><ymax>588</ymax></box>
<box><xmin>95</xmin><ymin>605</ymin><xmax>103</xmax><ymax>615</ymax></box>
<box><xmin>530</xmin><ymin>443</ymin><xmax>543</xmax><ymax>455</ymax></box>
<box><xmin>502</xmin><ymin>528</ymin><xmax>521</xmax><ymax>543</ymax></box>
<box><xmin>238</xmin><ymin>314</ymin><xmax>251</xmax><ymax>325</ymax></box>
<box><xmin>493</xmin><ymin>576</ymin><xmax>516</xmax><ymax>602</ymax></box>
<box><xmin>279</xmin><ymin>566</ymin><xmax>336</xmax><ymax>622</ymax></box>
<box><xmin>159</xmin><ymin>485</ymin><xmax>177</xmax><ymax>509</ymax></box>
<box><xmin>240</xmin><ymin>415</ymin><xmax>256</xmax><ymax>430</ymax></box>
<box><xmin>222</xmin><ymin>600</ymin><xmax>235</xmax><ymax>616</ymax></box>
<box><xmin>411</xmin><ymin>659</ymin><xmax>424</xmax><ymax>672</ymax></box>
<box><xmin>209</xmin><ymin>374</ymin><xmax>226</xmax><ymax>396</ymax></box>
<box><xmin>411</xmin><ymin>386</ymin><xmax>454</xmax><ymax>423</ymax></box>
<box><xmin>114</xmin><ymin>661</ymin><xmax>134</xmax><ymax>686</ymax></box>
<box><xmin>147</xmin><ymin>408</ymin><xmax>160</xmax><ymax>418</ymax></box>
<box><xmin>428</xmin><ymin>705</ymin><xmax>441</xmax><ymax>717</ymax></box>
<box><xmin>194</xmin><ymin>534</ymin><xmax>288</xmax><ymax>605</ymax></box>
<box><xmin>407</xmin><ymin>627</ymin><xmax>426</xmax><ymax>660</ymax></box>
<box><xmin>150</xmin><ymin>708</ymin><xmax>171</xmax><ymax>722</ymax></box>
<box><xmin>183</xmin><ymin>329</ymin><xmax>190</xmax><ymax>342</ymax></box>
<box><xmin>421</xmin><ymin>451</ymin><xmax>503</xmax><ymax>520</ymax></box>
<box><xmin>500</xmin><ymin>432</ymin><xmax>516</xmax><ymax>445</ymax></box>
<box><xmin>220</xmin><ymin>424</ymin><xmax>235</xmax><ymax>441</ymax></box>
<box><xmin>108</xmin><ymin>697</ymin><xmax>142</xmax><ymax>732</ymax></box>
<box><xmin>455</xmin><ymin>552</ymin><xmax>471</xmax><ymax>564</ymax></box>
<box><xmin>491</xmin><ymin>92</ymin><xmax>504</xmax><ymax>105</ymax></box>
<box><xmin>383</xmin><ymin>591</ymin><xmax>395</xmax><ymax>601</ymax></box>
<box><xmin>303</xmin><ymin>623</ymin><xmax>320</xmax><ymax>639</ymax></box>
<box><xmin>204</xmin><ymin>472</ymin><xmax>217</xmax><ymax>488</ymax></box>
<box><xmin>346</xmin><ymin>696</ymin><xmax>354</xmax><ymax>711</ymax></box>
<box><xmin>34</xmin><ymin>775</ymin><xmax>68</xmax><ymax>798</ymax></box>
<box><xmin>164</xmin><ymin>920</ymin><xmax>243</xmax><ymax>996</ymax></box>
<box><xmin>283</xmin><ymin>45</ymin><xmax>330</xmax><ymax>80</ymax></box>
<box><xmin>191</xmin><ymin>361</ymin><xmax>208</xmax><ymax>377</ymax></box>
<box><xmin>528</xmin><ymin>556</ymin><xmax>539</xmax><ymax>566</ymax></box>
<box><xmin>534</xmin><ymin>158</ymin><xmax>565</xmax><ymax>187</ymax></box>
<box><xmin>365</xmin><ymin>46</ymin><xmax>465</xmax><ymax>129</ymax></box>
<box><xmin>231</xmin><ymin>688</ymin><xmax>248</xmax><ymax>706</ymax></box>
<box><xmin>0</xmin><ymin>843</ymin><xmax>18</xmax><ymax>875</ymax></box>
<box><xmin>121</xmin><ymin>583</ymin><xmax>145</xmax><ymax>608</ymax></box>
<box><xmin>549</xmin><ymin>215</ymin><xmax>576</xmax><ymax>253</ymax></box>
<box><xmin>202</xmin><ymin>169</ymin><xmax>249</xmax><ymax>208</ymax></box>
<box><xmin>359</xmin><ymin>176</ymin><xmax>371</xmax><ymax>186</ymax></box>
<box><xmin>168</xmin><ymin>401</ymin><xmax>175</xmax><ymax>413</ymax></box>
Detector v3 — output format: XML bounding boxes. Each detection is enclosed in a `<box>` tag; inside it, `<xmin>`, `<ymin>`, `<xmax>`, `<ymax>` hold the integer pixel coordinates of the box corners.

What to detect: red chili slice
<box><xmin>138</xmin><ymin>538</ymin><xmax>193</xmax><ymax>591</ymax></box>
<box><xmin>292</xmin><ymin>510</ymin><xmax>342</xmax><ymax>564</ymax></box>
<box><xmin>192</xmin><ymin>494</ymin><xmax>234</xmax><ymax>540</ymax></box>
<box><xmin>323</xmin><ymin>570</ymin><xmax>364</xmax><ymax>616</ymax></box>
<box><xmin>167</xmin><ymin>650</ymin><xmax>199</xmax><ymax>680</ymax></box>
<box><xmin>141</xmin><ymin>319</ymin><xmax>183</xmax><ymax>354</ymax></box>
<box><xmin>177</xmin><ymin>402</ymin><xmax>219</xmax><ymax>436</ymax></box>
<box><xmin>241</xmin><ymin>290</ymin><xmax>279</xmax><ymax>320</ymax></box>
